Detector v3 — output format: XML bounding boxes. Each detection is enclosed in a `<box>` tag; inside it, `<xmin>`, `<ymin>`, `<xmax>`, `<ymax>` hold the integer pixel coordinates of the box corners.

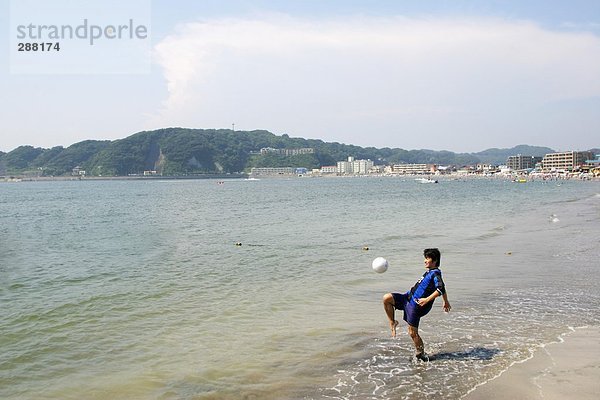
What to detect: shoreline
<box><xmin>0</xmin><ymin>173</ymin><xmax>249</xmax><ymax>182</ymax></box>
<box><xmin>2</xmin><ymin>173</ymin><xmax>599</xmax><ymax>183</ymax></box>
<box><xmin>462</xmin><ymin>326</ymin><xmax>600</xmax><ymax>400</ymax></box>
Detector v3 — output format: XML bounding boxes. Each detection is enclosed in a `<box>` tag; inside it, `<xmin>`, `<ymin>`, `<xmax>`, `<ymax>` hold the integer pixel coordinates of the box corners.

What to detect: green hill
<box><xmin>0</xmin><ymin>128</ymin><xmax>583</xmax><ymax>177</ymax></box>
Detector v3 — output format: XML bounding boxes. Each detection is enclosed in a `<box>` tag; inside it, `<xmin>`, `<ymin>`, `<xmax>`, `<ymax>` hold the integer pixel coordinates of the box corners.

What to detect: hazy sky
<box><xmin>1</xmin><ymin>0</ymin><xmax>599</xmax><ymax>153</ymax></box>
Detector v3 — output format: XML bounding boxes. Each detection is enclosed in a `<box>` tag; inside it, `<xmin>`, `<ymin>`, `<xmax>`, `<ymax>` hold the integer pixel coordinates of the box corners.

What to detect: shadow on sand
<box><xmin>429</xmin><ymin>347</ymin><xmax>501</xmax><ymax>361</ymax></box>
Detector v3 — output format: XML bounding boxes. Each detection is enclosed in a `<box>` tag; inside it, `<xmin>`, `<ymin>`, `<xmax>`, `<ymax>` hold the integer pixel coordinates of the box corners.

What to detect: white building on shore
<box><xmin>335</xmin><ymin>157</ymin><xmax>374</xmax><ymax>175</ymax></box>
<box><xmin>259</xmin><ymin>147</ymin><xmax>314</xmax><ymax>156</ymax></box>
<box><xmin>250</xmin><ymin>167</ymin><xmax>295</xmax><ymax>176</ymax></box>
<box><xmin>540</xmin><ymin>151</ymin><xmax>593</xmax><ymax>172</ymax></box>
<box><xmin>320</xmin><ymin>166</ymin><xmax>337</xmax><ymax>174</ymax></box>
<box><xmin>391</xmin><ymin>163</ymin><xmax>435</xmax><ymax>174</ymax></box>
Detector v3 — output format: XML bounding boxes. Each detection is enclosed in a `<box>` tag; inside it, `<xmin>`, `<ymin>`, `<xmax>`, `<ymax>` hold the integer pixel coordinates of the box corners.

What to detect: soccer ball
<box><xmin>372</xmin><ymin>257</ymin><xmax>388</xmax><ymax>273</ymax></box>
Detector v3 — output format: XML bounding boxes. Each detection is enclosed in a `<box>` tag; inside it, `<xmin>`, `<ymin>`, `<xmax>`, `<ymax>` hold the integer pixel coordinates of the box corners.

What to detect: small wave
<box><xmin>9</xmin><ymin>282</ymin><xmax>26</xmax><ymax>290</ymax></box>
<box><xmin>467</xmin><ymin>225</ymin><xmax>509</xmax><ymax>242</ymax></box>
<box><xmin>471</xmin><ymin>231</ymin><xmax>501</xmax><ymax>241</ymax></box>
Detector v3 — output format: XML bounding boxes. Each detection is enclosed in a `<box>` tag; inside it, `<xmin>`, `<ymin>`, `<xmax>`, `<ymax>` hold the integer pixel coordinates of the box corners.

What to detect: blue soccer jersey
<box><xmin>408</xmin><ymin>268</ymin><xmax>446</xmax><ymax>303</ymax></box>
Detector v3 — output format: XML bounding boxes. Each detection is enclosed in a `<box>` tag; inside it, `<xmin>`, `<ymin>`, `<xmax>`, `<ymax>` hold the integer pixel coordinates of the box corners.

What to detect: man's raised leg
<box><xmin>383</xmin><ymin>293</ymin><xmax>399</xmax><ymax>337</ymax></box>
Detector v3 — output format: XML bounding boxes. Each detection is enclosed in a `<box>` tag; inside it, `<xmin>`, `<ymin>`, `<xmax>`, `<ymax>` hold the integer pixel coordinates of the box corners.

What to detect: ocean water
<box><xmin>1</xmin><ymin>177</ymin><xmax>599</xmax><ymax>400</ymax></box>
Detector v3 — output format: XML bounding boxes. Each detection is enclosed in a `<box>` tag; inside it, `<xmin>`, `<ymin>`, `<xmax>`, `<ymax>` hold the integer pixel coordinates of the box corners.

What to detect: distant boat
<box><xmin>415</xmin><ymin>178</ymin><xmax>438</xmax><ymax>184</ymax></box>
<box><xmin>245</xmin><ymin>177</ymin><xmax>260</xmax><ymax>181</ymax></box>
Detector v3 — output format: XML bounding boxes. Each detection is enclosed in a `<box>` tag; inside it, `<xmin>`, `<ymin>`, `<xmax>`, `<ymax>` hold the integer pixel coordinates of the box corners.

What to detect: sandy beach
<box><xmin>463</xmin><ymin>326</ymin><xmax>600</xmax><ymax>400</ymax></box>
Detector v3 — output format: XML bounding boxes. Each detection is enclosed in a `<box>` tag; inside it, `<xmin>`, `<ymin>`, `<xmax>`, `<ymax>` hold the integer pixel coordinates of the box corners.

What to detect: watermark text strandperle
<box><xmin>16</xmin><ymin>18</ymin><xmax>148</xmax><ymax>45</ymax></box>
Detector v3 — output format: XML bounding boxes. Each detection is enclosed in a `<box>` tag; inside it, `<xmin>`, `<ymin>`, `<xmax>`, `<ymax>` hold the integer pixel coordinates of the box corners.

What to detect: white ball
<box><xmin>372</xmin><ymin>257</ymin><xmax>388</xmax><ymax>273</ymax></box>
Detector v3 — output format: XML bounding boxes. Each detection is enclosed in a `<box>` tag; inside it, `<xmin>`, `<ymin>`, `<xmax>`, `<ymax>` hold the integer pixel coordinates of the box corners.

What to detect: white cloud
<box><xmin>149</xmin><ymin>14</ymin><xmax>600</xmax><ymax>151</ymax></box>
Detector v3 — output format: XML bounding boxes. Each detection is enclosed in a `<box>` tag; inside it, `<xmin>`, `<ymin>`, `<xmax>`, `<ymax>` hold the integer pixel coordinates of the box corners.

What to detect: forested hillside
<box><xmin>0</xmin><ymin>128</ymin><xmax>559</xmax><ymax>176</ymax></box>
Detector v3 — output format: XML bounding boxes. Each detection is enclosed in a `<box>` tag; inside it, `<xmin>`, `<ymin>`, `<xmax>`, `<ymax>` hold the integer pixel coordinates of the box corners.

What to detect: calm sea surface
<box><xmin>1</xmin><ymin>177</ymin><xmax>599</xmax><ymax>399</ymax></box>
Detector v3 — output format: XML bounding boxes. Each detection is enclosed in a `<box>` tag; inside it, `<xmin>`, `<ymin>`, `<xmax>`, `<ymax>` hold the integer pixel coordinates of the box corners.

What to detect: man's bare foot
<box><xmin>390</xmin><ymin>320</ymin><xmax>399</xmax><ymax>337</ymax></box>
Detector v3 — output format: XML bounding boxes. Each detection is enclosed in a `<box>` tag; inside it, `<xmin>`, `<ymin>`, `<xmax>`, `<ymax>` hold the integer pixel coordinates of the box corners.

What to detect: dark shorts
<box><xmin>392</xmin><ymin>292</ymin><xmax>433</xmax><ymax>328</ymax></box>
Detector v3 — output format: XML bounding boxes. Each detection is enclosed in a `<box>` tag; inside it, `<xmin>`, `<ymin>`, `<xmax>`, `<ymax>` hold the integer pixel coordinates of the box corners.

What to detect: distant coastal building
<box><xmin>391</xmin><ymin>163</ymin><xmax>435</xmax><ymax>174</ymax></box>
<box><xmin>584</xmin><ymin>154</ymin><xmax>600</xmax><ymax>176</ymax></box>
<box><xmin>475</xmin><ymin>164</ymin><xmax>497</xmax><ymax>173</ymax></box>
<box><xmin>336</xmin><ymin>157</ymin><xmax>374</xmax><ymax>175</ymax></box>
<box><xmin>540</xmin><ymin>151</ymin><xmax>594</xmax><ymax>172</ymax></box>
<box><xmin>585</xmin><ymin>154</ymin><xmax>600</xmax><ymax>168</ymax></box>
<box><xmin>320</xmin><ymin>166</ymin><xmax>337</xmax><ymax>174</ymax></box>
<box><xmin>352</xmin><ymin>158</ymin><xmax>374</xmax><ymax>174</ymax></box>
<box><xmin>259</xmin><ymin>147</ymin><xmax>314</xmax><ymax>156</ymax></box>
<box><xmin>250</xmin><ymin>167</ymin><xmax>295</xmax><ymax>176</ymax></box>
<box><xmin>506</xmin><ymin>155</ymin><xmax>542</xmax><ymax>171</ymax></box>
<box><xmin>337</xmin><ymin>158</ymin><xmax>352</xmax><ymax>174</ymax></box>
<box><xmin>72</xmin><ymin>166</ymin><xmax>86</xmax><ymax>176</ymax></box>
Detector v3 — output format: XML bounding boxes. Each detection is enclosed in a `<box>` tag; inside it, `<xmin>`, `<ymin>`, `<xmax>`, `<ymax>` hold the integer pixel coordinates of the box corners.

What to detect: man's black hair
<box><xmin>424</xmin><ymin>248</ymin><xmax>441</xmax><ymax>267</ymax></box>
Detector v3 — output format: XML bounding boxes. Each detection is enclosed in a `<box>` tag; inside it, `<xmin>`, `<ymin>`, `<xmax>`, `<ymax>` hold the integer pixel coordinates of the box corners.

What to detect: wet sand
<box><xmin>463</xmin><ymin>326</ymin><xmax>600</xmax><ymax>400</ymax></box>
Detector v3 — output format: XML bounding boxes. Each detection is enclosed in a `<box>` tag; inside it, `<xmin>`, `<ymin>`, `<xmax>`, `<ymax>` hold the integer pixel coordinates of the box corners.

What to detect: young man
<box><xmin>382</xmin><ymin>248</ymin><xmax>451</xmax><ymax>360</ymax></box>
